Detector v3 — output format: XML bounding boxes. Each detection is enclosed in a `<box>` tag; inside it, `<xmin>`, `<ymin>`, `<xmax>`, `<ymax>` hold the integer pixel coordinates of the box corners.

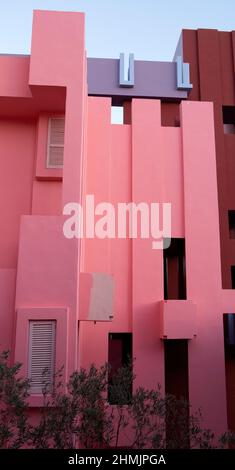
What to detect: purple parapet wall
<box><xmin>87</xmin><ymin>58</ymin><xmax>188</xmax><ymax>102</ymax></box>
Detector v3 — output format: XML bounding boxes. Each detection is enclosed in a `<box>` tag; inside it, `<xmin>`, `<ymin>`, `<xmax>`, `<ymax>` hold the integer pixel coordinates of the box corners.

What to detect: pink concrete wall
<box><xmin>0</xmin><ymin>119</ymin><xmax>36</xmax><ymax>268</ymax></box>
<box><xmin>0</xmin><ymin>270</ymin><xmax>16</xmax><ymax>352</ymax></box>
<box><xmin>0</xmin><ymin>9</ymin><xmax>232</xmax><ymax>439</ymax></box>
<box><xmin>29</xmin><ymin>9</ymin><xmax>87</xmax><ymax>205</ymax></box>
<box><xmin>131</xmin><ymin>100</ymin><xmax>165</xmax><ymax>390</ymax></box>
<box><xmin>181</xmin><ymin>101</ymin><xmax>227</xmax><ymax>434</ymax></box>
<box><xmin>0</xmin><ymin>118</ymin><xmax>35</xmax><ymax>353</ymax></box>
<box><xmin>0</xmin><ymin>55</ymin><xmax>31</xmax><ymax>98</ymax></box>
<box><xmin>32</xmin><ymin>181</ymin><xmax>62</xmax><ymax>215</ymax></box>
<box><xmin>18</xmin><ymin>10</ymin><xmax>87</xmax><ymax>377</ymax></box>
<box><xmin>0</xmin><ymin>11</ymin><xmax>86</xmax><ymax>379</ymax></box>
<box><xmin>80</xmin><ymin>98</ymin><xmax>228</xmax><ymax>436</ymax></box>
<box><xmin>80</xmin><ymin>97</ymin><xmax>132</xmax><ymax>369</ymax></box>
<box><xmin>159</xmin><ymin>300</ymin><xmax>197</xmax><ymax>340</ymax></box>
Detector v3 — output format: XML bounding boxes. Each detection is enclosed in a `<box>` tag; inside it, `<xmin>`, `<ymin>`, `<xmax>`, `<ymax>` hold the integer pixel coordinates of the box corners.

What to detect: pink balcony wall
<box><xmin>159</xmin><ymin>300</ymin><xmax>197</xmax><ymax>339</ymax></box>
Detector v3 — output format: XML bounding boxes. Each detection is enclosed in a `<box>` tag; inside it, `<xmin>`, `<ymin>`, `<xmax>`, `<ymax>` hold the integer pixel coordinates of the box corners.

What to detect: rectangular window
<box><xmin>223</xmin><ymin>106</ymin><xmax>235</xmax><ymax>134</ymax></box>
<box><xmin>163</xmin><ymin>238</ymin><xmax>186</xmax><ymax>300</ymax></box>
<box><xmin>108</xmin><ymin>333</ymin><xmax>132</xmax><ymax>404</ymax></box>
<box><xmin>228</xmin><ymin>211</ymin><xmax>235</xmax><ymax>239</ymax></box>
<box><xmin>231</xmin><ymin>266</ymin><xmax>235</xmax><ymax>289</ymax></box>
<box><xmin>223</xmin><ymin>314</ymin><xmax>235</xmax><ymax>432</ymax></box>
<box><xmin>28</xmin><ymin>320</ymin><xmax>56</xmax><ymax>394</ymax></box>
<box><xmin>161</xmin><ymin>102</ymin><xmax>180</xmax><ymax>127</ymax></box>
<box><xmin>47</xmin><ymin>117</ymin><xmax>65</xmax><ymax>168</ymax></box>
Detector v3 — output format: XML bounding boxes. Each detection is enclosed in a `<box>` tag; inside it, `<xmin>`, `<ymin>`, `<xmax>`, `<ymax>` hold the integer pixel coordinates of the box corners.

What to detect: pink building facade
<box><xmin>0</xmin><ymin>10</ymin><xmax>234</xmax><ymax>437</ymax></box>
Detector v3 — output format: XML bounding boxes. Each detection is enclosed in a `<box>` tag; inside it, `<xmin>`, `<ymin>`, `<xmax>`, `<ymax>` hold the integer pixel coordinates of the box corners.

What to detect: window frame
<box><xmin>28</xmin><ymin>320</ymin><xmax>56</xmax><ymax>395</ymax></box>
<box><xmin>46</xmin><ymin>117</ymin><xmax>65</xmax><ymax>169</ymax></box>
<box><xmin>35</xmin><ymin>113</ymin><xmax>64</xmax><ymax>180</ymax></box>
<box><xmin>14</xmin><ymin>307</ymin><xmax>68</xmax><ymax>407</ymax></box>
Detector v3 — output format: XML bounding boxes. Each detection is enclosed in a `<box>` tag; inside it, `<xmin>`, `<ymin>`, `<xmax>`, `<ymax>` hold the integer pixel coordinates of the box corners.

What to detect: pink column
<box><xmin>181</xmin><ymin>100</ymin><xmax>227</xmax><ymax>434</ymax></box>
<box><xmin>132</xmin><ymin>99</ymin><xmax>165</xmax><ymax>390</ymax></box>
<box><xmin>16</xmin><ymin>10</ymin><xmax>87</xmax><ymax>374</ymax></box>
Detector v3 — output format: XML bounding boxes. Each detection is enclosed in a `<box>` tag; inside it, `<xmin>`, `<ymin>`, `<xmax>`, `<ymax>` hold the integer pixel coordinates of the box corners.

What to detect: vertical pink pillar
<box><xmin>79</xmin><ymin>97</ymin><xmax>112</xmax><ymax>369</ymax></box>
<box><xmin>132</xmin><ymin>99</ymin><xmax>164</xmax><ymax>390</ymax></box>
<box><xmin>28</xmin><ymin>10</ymin><xmax>87</xmax><ymax>373</ymax></box>
<box><xmin>181</xmin><ymin>101</ymin><xmax>227</xmax><ymax>434</ymax></box>
<box><xmin>80</xmin><ymin>97</ymin><xmax>132</xmax><ymax>370</ymax></box>
<box><xmin>29</xmin><ymin>10</ymin><xmax>86</xmax><ymax>204</ymax></box>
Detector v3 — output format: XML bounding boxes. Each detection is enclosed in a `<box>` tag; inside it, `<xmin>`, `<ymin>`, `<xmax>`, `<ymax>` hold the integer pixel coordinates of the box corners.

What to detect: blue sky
<box><xmin>0</xmin><ymin>0</ymin><xmax>235</xmax><ymax>61</ymax></box>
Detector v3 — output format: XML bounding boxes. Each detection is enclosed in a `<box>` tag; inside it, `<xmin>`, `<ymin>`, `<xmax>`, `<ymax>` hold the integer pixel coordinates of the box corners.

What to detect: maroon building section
<box><xmin>180</xmin><ymin>29</ymin><xmax>235</xmax><ymax>290</ymax></box>
<box><xmin>179</xmin><ymin>28</ymin><xmax>235</xmax><ymax>432</ymax></box>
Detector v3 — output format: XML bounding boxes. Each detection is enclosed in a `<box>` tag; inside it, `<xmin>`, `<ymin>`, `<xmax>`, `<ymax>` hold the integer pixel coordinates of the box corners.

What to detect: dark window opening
<box><xmin>164</xmin><ymin>340</ymin><xmax>189</xmax><ymax>448</ymax></box>
<box><xmin>108</xmin><ymin>333</ymin><xmax>132</xmax><ymax>404</ymax></box>
<box><xmin>223</xmin><ymin>314</ymin><xmax>235</xmax><ymax>434</ymax></box>
<box><xmin>163</xmin><ymin>238</ymin><xmax>186</xmax><ymax>300</ymax></box>
<box><xmin>224</xmin><ymin>314</ymin><xmax>235</xmax><ymax>346</ymax></box>
<box><xmin>223</xmin><ymin>106</ymin><xmax>235</xmax><ymax>134</ymax></box>
<box><xmin>123</xmin><ymin>101</ymin><xmax>132</xmax><ymax>124</ymax></box>
<box><xmin>228</xmin><ymin>211</ymin><xmax>235</xmax><ymax>239</ymax></box>
<box><xmin>231</xmin><ymin>266</ymin><xmax>235</xmax><ymax>289</ymax></box>
<box><xmin>161</xmin><ymin>102</ymin><xmax>180</xmax><ymax>127</ymax></box>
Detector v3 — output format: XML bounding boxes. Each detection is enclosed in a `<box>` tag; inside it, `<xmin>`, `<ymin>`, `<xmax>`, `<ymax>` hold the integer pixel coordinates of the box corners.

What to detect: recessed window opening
<box><xmin>163</xmin><ymin>238</ymin><xmax>186</xmax><ymax>300</ymax></box>
<box><xmin>228</xmin><ymin>211</ymin><xmax>235</xmax><ymax>238</ymax></box>
<box><xmin>223</xmin><ymin>106</ymin><xmax>235</xmax><ymax>134</ymax></box>
<box><xmin>108</xmin><ymin>332</ymin><xmax>132</xmax><ymax>404</ymax></box>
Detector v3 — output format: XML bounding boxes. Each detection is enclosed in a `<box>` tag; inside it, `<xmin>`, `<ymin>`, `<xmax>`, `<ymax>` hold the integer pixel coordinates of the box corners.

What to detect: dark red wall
<box><xmin>182</xmin><ymin>29</ymin><xmax>235</xmax><ymax>290</ymax></box>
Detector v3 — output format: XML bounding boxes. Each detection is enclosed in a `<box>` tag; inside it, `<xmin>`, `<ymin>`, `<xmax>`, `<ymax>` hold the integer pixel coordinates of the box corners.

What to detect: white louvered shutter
<box><xmin>28</xmin><ymin>321</ymin><xmax>56</xmax><ymax>394</ymax></box>
<box><xmin>47</xmin><ymin>117</ymin><xmax>65</xmax><ymax>168</ymax></box>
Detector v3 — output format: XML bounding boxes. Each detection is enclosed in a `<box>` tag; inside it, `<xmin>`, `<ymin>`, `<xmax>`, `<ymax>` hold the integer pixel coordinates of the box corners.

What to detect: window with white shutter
<box><xmin>47</xmin><ymin>117</ymin><xmax>65</xmax><ymax>168</ymax></box>
<box><xmin>28</xmin><ymin>320</ymin><xmax>56</xmax><ymax>394</ymax></box>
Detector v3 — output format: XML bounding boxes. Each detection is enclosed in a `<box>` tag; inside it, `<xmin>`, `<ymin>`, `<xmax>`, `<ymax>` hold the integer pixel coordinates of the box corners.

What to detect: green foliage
<box><xmin>0</xmin><ymin>351</ymin><xmax>234</xmax><ymax>449</ymax></box>
<box><xmin>29</xmin><ymin>364</ymin><xmax>113</xmax><ymax>449</ymax></box>
<box><xmin>0</xmin><ymin>351</ymin><xmax>30</xmax><ymax>448</ymax></box>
